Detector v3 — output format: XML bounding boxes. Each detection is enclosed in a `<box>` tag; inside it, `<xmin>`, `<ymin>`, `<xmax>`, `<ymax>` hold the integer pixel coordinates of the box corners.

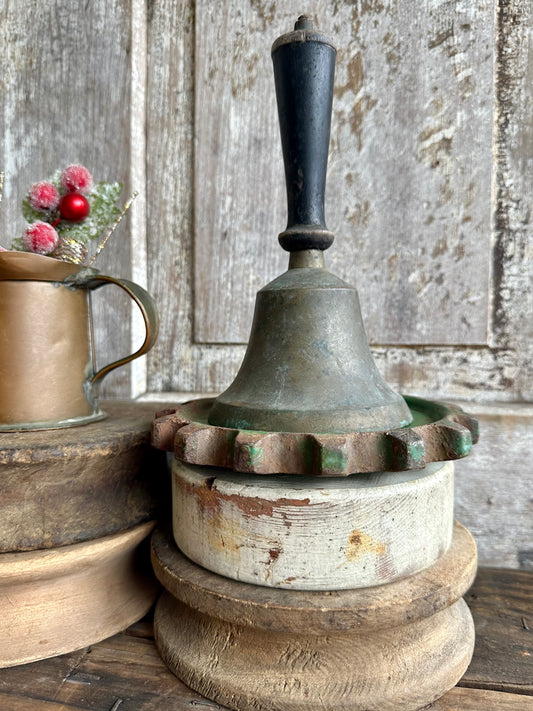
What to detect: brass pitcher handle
<box><xmin>83</xmin><ymin>275</ymin><xmax>159</xmax><ymax>388</ymax></box>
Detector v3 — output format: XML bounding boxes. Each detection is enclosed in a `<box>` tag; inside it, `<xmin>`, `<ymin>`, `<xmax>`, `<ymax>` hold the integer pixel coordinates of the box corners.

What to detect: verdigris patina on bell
<box><xmin>208</xmin><ymin>16</ymin><xmax>411</xmax><ymax>434</ymax></box>
<box><xmin>152</xmin><ymin>16</ymin><xmax>478</xmax><ymax>476</ymax></box>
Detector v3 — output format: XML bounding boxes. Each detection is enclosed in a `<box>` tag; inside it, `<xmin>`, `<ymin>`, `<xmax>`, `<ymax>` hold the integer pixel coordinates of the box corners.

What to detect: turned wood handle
<box><xmin>272</xmin><ymin>16</ymin><xmax>336</xmax><ymax>252</ymax></box>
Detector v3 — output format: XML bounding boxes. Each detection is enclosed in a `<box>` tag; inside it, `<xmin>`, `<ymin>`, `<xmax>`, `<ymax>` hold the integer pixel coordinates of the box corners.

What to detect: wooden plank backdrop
<box><xmin>0</xmin><ymin>0</ymin><xmax>140</xmax><ymax>398</ymax></box>
<box><xmin>1</xmin><ymin>1</ymin><xmax>532</xmax><ymax>568</ymax></box>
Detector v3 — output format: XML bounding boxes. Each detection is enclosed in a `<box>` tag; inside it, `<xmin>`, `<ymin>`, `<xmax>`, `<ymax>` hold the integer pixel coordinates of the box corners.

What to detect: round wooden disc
<box><xmin>153</xmin><ymin>523</ymin><xmax>477</xmax><ymax>711</ymax></box>
<box><xmin>0</xmin><ymin>521</ymin><xmax>158</xmax><ymax>668</ymax></box>
<box><xmin>152</xmin><ymin>520</ymin><xmax>477</xmax><ymax>635</ymax></box>
<box><xmin>171</xmin><ymin>459</ymin><xmax>454</xmax><ymax>589</ymax></box>
<box><xmin>0</xmin><ymin>401</ymin><xmax>168</xmax><ymax>552</ymax></box>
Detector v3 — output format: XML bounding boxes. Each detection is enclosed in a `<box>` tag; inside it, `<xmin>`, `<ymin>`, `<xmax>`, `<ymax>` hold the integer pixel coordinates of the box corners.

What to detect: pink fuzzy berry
<box><xmin>0</xmin><ymin>245</ymin><xmax>7</xmax><ymax>252</ymax></box>
<box><xmin>28</xmin><ymin>181</ymin><xmax>60</xmax><ymax>211</ymax></box>
<box><xmin>23</xmin><ymin>221</ymin><xmax>59</xmax><ymax>255</ymax></box>
<box><xmin>60</xmin><ymin>164</ymin><xmax>93</xmax><ymax>194</ymax></box>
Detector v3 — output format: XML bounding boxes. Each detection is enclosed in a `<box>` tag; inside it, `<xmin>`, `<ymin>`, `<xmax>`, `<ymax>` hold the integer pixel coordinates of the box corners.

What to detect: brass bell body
<box><xmin>209</xmin><ymin>260</ymin><xmax>412</xmax><ymax>433</ymax></box>
<box><xmin>209</xmin><ymin>17</ymin><xmax>412</xmax><ymax>435</ymax></box>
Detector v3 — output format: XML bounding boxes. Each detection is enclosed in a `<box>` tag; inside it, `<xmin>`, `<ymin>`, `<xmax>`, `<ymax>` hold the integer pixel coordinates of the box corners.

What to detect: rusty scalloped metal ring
<box><xmin>151</xmin><ymin>397</ymin><xmax>479</xmax><ymax>477</ymax></box>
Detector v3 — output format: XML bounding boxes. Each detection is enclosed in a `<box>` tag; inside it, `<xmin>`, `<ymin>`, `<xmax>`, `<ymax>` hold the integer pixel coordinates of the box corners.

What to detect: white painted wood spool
<box><xmin>153</xmin><ymin>521</ymin><xmax>477</xmax><ymax>711</ymax></box>
<box><xmin>0</xmin><ymin>521</ymin><xmax>158</xmax><ymax>668</ymax></box>
<box><xmin>172</xmin><ymin>459</ymin><xmax>454</xmax><ymax>590</ymax></box>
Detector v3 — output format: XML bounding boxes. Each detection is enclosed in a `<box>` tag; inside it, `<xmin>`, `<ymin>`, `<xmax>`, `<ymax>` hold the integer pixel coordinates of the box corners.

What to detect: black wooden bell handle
<box><xmin>272</xmin><ymin>16</ymin><xmax>336</xmax><ymax>252</ymax></box>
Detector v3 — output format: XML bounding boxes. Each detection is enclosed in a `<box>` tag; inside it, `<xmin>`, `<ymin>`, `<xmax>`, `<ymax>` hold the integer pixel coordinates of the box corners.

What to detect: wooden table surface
<box><xmin>0</xmin><ymin>567</ymin><xmax>531</xmax><ymax>710</ymax></box>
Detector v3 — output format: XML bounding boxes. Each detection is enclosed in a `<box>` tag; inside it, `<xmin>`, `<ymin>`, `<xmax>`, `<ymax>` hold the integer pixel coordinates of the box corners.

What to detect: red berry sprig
<box><xmin>12</xmin><ymin>165</ymin><xmax>131</xmax><ymax>264</ymax></box>
<box><xmin>21</xmin><ymin>164</ymin><xmax>94</xmax><ymax>258</ymax></box>
<box><xmin>60</xmin><ymin>164</ymin><xmax>93</xmax><ymax>195</ymax></box>
<box><xmin>23</xmin><ymin>221</ymin><xmax>59</xmax><ymax>254</ymax></box>
<box><xmin>28</xmin><ymin>182</ymin><xmax>60</xmax><ymax>211</ymax></box>
<box><xmin>58</xmin><ymin>193</ymin><xmax>90</xmax><ymax>222</ymax></box>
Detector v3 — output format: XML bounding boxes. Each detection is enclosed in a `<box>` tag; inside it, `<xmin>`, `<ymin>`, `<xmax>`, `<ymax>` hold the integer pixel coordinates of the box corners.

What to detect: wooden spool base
<box><xmin>0</xmin><ymin>401</ymin><xmax>168</xmax><ymax>552</ymax></box>
<box><xmin>172</xmin><ymin>459</ymin><xmax>454</xmax><ymax>589</ymax></box>
<box><xmin>152</xmin><ymin>522</ymin><xmax>477</xmax><ymax>711</ymax></box>
<box><xmin>0</xmin><ymin>521</ymin><xmax>158</xmax><ymax>668</ymax></box>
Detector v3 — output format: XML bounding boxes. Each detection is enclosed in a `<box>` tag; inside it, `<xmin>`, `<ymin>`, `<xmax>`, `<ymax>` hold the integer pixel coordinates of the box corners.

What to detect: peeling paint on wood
<box><xmin>172</xmin><ymin>459</ymin><xmax>454</xmax><ymax>590</ymax></box>
<box><xmin>346</xmin><ymin>529</ymin><xmax>386</xmax><ymax>562</ymax></box>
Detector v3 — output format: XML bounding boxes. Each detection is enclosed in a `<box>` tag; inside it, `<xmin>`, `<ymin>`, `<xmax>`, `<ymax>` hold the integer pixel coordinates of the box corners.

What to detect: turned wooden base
<box><xmin>152</xmin><ymin>522</ymin><xmax>477</xmax><ymax>711</ymax></box>
<box><xmin>0</xmin><ymin>521</ymin><xmax>158</xmax><ymax>668</ymax></box>
<box><xmin>172</xmin><ymin>459</ymin><xmax>454</xmax><ymax>589</ymax></box>
<box><xmin>0</xmin><ymin>401</ymin><xmax>168</xmax><ymax>551</ymax></box>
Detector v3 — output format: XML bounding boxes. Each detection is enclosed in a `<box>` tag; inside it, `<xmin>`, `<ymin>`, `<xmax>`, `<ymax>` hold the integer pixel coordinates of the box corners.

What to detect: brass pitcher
<box><xmin>0</xmin><ymin>252</ymin><xmax>158</xmax><ymax>431</ymax></box>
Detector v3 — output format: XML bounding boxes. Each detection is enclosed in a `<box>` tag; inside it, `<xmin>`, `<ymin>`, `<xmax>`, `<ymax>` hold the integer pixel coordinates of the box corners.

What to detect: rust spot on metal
<box><xmin>346</xmin><ymin>529</ymin><xmax>385</xmax><ymax>561</ymax></box>
<box><xmin>160</xmin><ymin>398</ymin><xmax>478</xmax><ymax>476</ymax></box>
<box><xmin>269</xmin><ymin>547</ymin><xmax>281</xmax><ymax>560</ymax></box>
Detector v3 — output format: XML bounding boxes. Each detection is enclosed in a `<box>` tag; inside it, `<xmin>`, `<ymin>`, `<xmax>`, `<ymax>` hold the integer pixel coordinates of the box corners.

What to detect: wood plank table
<box><xmin>0</xmin><ymin>568</ymin><xmax>531</xmax><ymax>710</ymax></box>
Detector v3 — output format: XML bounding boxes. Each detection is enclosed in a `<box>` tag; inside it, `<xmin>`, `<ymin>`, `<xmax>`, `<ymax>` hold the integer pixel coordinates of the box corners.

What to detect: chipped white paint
<box><xmin>172</xmin><ymin>459</ymin><xmax>454</xmax><ymax>590</ymax></box>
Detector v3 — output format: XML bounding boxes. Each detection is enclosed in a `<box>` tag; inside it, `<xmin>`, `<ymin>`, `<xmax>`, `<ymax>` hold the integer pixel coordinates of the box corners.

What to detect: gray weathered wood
<box><xmin>454</xmin><ymin>402</ymin><xmax>533</xmax><ymax>570</ymax></box>
<box><xmin>1</xmin><ymin>0</ymin><xmax>532</xmax><ymax>407</ymax></box>
<box><xmin>144</xmin><ymin>0</ymin><xmax>532</xmax><ymax>410</ymax></box>
<box><xmin>193</xmin><ymin>1</ymin><xmax>493</xmax><ymax>346</ymax></box>
<box><xmin>152</xmin><ymin>523</ymin><xmax>477</xmax><ymax>710</ymax></box>
<box><xmin>0</xmin><ymin>0</ymin><xmax>135</xmax><ymax>397</ymax></box>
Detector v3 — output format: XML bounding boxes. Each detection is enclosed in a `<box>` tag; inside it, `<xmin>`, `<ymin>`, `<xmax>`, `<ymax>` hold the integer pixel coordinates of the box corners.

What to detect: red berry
<box><xmin>60</xmin><ymin>164</ymin><xmax>93</xmax><ymax>194</ymax></box>
<box><xmin>28</xmin><ymin>181</ymin><xmax>60</xmax><ymax>210</ymax></box>
<box><xmin>23</xmin><ymin>222</ymin><xmax>59</xmax><ymax>254</ymax></box>
<box><xmin>59</xmin><ymin>193</ymin><xmax>90</xmax><ymax>221</ymax></box>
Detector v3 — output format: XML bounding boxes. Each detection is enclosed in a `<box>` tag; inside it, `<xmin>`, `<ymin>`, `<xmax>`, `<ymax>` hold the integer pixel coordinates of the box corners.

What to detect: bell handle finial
<box><xmin>272</xmin><ymin>17</ymin><xmax>336</xmax><ymax>253</ymax></box>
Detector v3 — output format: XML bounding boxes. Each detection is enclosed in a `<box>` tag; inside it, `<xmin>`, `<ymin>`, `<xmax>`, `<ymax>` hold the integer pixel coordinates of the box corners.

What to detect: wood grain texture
<box><xmin>453</xmin><ymin>403</ymin><xmax>533</xmax><ymax>570</ymax></box>
<box><xmin>0</xmin><ymin>567</ymin><xmax>531</xmax><ymax>710</ymax></box>
<box><xmin>461</xmin><ymin>567</ymin><xmax>533</xmax><ymax>695</ymax></box>
<box><xmin>431</xmin><ymin>687</ymin><xmax>533</xmax><ymax>710</ymax></box>
<box><xmin>152</xmin><ymin>521</ymin><xmax>477</xmax><ymax>635</ymax></box>
<box><xmin>146</xmin><ymin>397</ymin><xmax>533</xmax><ymax>571</ymax></box>
<box><xmin>172</xmin><ymin>460</ymin><xmax>454</xmax><ymax>590</ymax></box>
<box><xmin>143</xmin><ymin>0</ymin><xmax>532</xmax><ymax>411</ymax></box>
<box><xmin>1</xmin><ymin>0</ymin><xmax>531</xmax><ymax>408</ymax></box>
<box><xmin>492</xmin><ymin>0</ymin><xmax>533</xmax><ymax>401</ymax></box>
<box><xmin>155</xmin><ymin>591</ymin><xmax>474</xmax><ymax>711</ymax></box>
<box><xmin>145</xmin><ymin>0</ymin><xmax>196</xmax><ymax>394</ymax></box>
<box><xmin>193</xmin><ymin>1</ymin><xmax>493</xmax><ymax>346</ymax></box>
<box><xmin>0</xmin><ymin>0</ymin><xmax>136</xmax><ymax>398</ymax></box>
<box><xmin>0</xmin><ymin>522</ymin><xmax>158</xmax><ymax>668</ymax></box>
<box><xmin>0</xmin><ymin>401</ymin><xmax>168</xmax><ymax>552</ymax></box>
<box><xmin>153</xmin><ymin>524</ymin><xmax>477</xmax><ymax>710</ymax></box>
